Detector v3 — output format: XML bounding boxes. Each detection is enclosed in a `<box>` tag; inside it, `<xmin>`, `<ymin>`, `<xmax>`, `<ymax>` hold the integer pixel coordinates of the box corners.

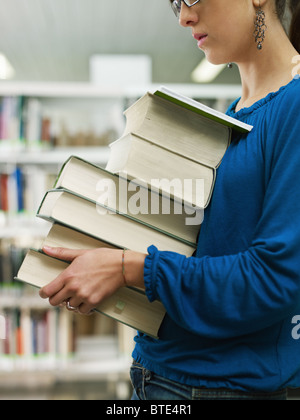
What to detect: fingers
<box><xmin>41</xmin><ymin>279</ymin><xmax>96</xmax><ymax>316</ymax></box>
<box><xmin>65</xmin><ymin>299</ymin><xmax>95</xmax><ymax>316</ymax></box>
<box><xmin>42</xmin><ymin>246</ymin><xmax>86</xmax><ymax>262</ymax></box>
<box><xmin>39</xmin><ymin>271</ymin><xmax>65</xmax><ymax>299</ymax></box>
<box><xmin>39</xmin><ymin>247</ymin><xmax>126</xmax><ymax>317</ymax></box>
<box><xmin>40</xmin><ymin>246</ymin><xmax>86</xmax><ymax>298</ymax></box>
<box><xmin>39</xmin><ymin>259</ymin><xmax>97</xmax><ymax>315</ymax></box>
<box><xmin>61</xmin><ymin>300</ymin><xmax>95</xmax><ymax>316</ymax></box>
<box><xmin>39</xmin><ymin>263</ymin><xmax>80</xmax><ymax>304</ymax></box>
<box><xmin>39</xmin><ymin>246</ymin><xmax>87</xmax><ymax>300</ymax></box>
<box><xmin>77</xmin><ymin>304</ymin><xmax>95</xmax><ymax>316</ymax></box>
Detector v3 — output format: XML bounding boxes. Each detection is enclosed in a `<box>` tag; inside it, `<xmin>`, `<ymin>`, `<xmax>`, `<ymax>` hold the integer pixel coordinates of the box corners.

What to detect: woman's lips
<box><xmin>193</xmin><ymin>33</ymin><xmax>208</xmax><ymax>48</ymax></box>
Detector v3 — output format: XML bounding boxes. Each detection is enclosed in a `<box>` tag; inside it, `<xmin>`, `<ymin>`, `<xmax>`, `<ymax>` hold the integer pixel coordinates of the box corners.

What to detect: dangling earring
<box><xmin>254</xmin><ymin>5</ymin><xmax>267</xmax><ymax>50</ymax></box>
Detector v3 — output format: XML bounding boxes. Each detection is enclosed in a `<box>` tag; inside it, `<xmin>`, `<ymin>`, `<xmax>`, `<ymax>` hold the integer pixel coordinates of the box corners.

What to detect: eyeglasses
<box><xmin>170</xmin><ymin>0</ymin><xmax>201</xmax><ymax>18</ymax></box>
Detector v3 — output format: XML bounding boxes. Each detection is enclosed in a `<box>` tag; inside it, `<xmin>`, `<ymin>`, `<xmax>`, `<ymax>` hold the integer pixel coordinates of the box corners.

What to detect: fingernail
<box><xmin>43</xmin><ymin>246</ymin><xmax>53</xmax><ymax>252</ymax></box>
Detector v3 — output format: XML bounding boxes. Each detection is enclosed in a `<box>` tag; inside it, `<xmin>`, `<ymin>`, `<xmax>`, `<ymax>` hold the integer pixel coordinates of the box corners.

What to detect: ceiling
<box><xmin>0</xmin><ymin>0</ymin><xmax>241</xmax><ymax>85</ymax></box>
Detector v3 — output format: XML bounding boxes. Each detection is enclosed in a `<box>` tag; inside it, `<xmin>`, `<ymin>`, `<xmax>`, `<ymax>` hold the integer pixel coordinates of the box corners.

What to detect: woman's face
<box><xmin>177</xmin><ymin>0</ymin><xmax>257</xmax><ymax>65</ymax></box>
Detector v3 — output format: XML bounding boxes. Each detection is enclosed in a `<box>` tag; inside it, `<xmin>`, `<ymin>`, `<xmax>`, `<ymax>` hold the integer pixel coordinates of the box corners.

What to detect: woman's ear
<box><xmin>252</xmin><ymin>0</ymin><xmax>268</xmax><ymax>8</ymax></box>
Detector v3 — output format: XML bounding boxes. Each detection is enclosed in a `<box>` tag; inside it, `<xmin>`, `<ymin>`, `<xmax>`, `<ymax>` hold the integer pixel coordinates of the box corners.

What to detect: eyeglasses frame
<box><xmin>171</xmin><ymin>0</ymin><xmax>202</xmax><ymax>18</ymax></box>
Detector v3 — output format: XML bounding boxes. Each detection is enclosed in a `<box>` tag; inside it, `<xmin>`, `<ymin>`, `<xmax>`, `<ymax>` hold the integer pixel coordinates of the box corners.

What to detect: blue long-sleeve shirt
<box><xmin>132</xmin><ymin>77</ymin><xmax>300</xmax><ymax>392</ymax></box>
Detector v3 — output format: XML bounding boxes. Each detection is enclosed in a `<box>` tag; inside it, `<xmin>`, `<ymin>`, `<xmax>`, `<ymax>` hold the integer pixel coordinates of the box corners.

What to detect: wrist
<box><xmin>122</xmin><ymin>250</ymin><xmax>146</xmax><ymax>289</ymax></box>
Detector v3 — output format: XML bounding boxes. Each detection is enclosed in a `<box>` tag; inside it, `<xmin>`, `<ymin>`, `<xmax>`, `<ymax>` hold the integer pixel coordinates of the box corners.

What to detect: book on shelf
<box><xmin>0</xmin><ymin>168</ymin><xmax>24</xmax><ymax>213</ymax></box>
<box><xmin>15</xmin><ymin>249</ymin><xmax>166</xmax><ymax>340</ymax></box>
<box><xmin>106</xmin><ymin>87</ymin><xmax>252</xmax><ymax>209</ymax></box>
<box><xmin>37</xmin><ymin>189</ymin><xmax>196</xmax><ymax>256</ymax></box>
<box><xmin>0</xmin><ymin>96</ymin><xmax>50</xmax><ymax>148</ymax></box>
<box><xmin>55</xmin><ymin>155</ymin><xmax>201</xmax><ymax>244</ymax></box>
<box><xmin>0</xmin><ymin>305</ymin><xmax>74</xmax><ymax>363</ymax></box>
<box><xmin>0</xmin><ymin>238</ymin><xmax>28</xmax><ymax>287</ymax></box>
<box><xmin>0</xmin><ymin>165</ymin><xmax>55</xmax><ymax>216</ymax></box>
<box><xmin>0</xmin><ymin>93</ymin><xmax>122</xmax><ymax>150</ymax></box>
<box><xmin>0</xmin><ymin>96</ymin><xmax>25</xmax><ymax>143</ymax></box>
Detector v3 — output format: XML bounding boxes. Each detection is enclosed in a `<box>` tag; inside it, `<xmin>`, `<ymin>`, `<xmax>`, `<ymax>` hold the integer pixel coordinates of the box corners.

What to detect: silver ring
<box><xmin>66</xmin><ymin>300</ymin><xmax>78</xmax><ymax>311</ymax></box>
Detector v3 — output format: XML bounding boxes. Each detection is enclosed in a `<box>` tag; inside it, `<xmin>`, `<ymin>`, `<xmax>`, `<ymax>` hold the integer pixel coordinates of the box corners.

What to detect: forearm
<box><xmin>122</xmin><ymin>250</ymin><xmax>147</xmax><ymax>290</ymax></box>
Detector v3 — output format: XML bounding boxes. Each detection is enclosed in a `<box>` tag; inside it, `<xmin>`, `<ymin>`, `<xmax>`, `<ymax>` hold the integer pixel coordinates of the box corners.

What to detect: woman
<box><xmin>40</xmin><ymin>0</ymin><xmax>300</xmax><ymax>400</ymax></box>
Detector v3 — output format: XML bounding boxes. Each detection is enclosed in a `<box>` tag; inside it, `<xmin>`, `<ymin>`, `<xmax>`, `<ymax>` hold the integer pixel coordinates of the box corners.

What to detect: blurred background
<box><xmin>0</xmin><ymin>0</ymin><xmax>295</xmax><ymax>401</ymax></box>
<box><xmin>0</xmin><ymin>0</ymin><xmax>241</xmax><ymax>84</ymax></box>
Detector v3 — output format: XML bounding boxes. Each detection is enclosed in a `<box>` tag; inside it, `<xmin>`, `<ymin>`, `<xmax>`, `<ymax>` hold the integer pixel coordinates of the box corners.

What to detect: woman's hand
<box><xmin>39</xmin><ymin>246</ymin><xmax>146</xmax><ymax>315</ymax></box>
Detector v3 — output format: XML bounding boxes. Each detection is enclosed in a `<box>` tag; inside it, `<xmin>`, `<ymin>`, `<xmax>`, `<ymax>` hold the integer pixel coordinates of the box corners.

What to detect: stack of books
<box><xmin>16</xmin><ymin>87</ymin><xmax>252</xmax><ymax>339</ymax></box>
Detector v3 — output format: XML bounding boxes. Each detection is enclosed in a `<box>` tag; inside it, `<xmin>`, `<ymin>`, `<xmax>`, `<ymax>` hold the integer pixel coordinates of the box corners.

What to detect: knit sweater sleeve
<box><xmin>143</xmin><ymin>84</ymin><xmax>300</xmax><ymax>340</ymax></box>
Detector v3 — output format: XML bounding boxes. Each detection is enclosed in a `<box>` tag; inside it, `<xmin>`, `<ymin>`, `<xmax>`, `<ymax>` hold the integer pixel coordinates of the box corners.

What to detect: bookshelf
<box><xmin>0</xmin><ymin>81</ymin><xmax>242</xmax><ymax>99</ymax></box>
<box><xmin>0</xmin><ymin>81</ymin><xmax>241</xmax><ymax>399</ymax></box>
<box><xmin>0</xmin><ymin>147</ymin><xmax>110</xmax><ymax>166</ymax></box>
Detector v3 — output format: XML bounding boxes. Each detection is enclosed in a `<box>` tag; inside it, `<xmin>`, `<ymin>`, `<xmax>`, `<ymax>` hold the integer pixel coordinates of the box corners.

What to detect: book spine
<box><xmin>0</xmin><ymin>96</ymin><xmax>52</xmax><ymax>149</ymax></box>
<box><xmin>0</xmin><ymin>165</ymin><xmax>55</xmax><ymax>218</ymax></box>
<box><xmin>0</xmin><ymin>240</ymin><xmax>36</xmax><ymax>291</ymax></box>
<box><xmin>0</xmin><ymin>174</ymin><xmax>9</xmax><ymax>212</ymax></box>
<box><xmin>0</xmin><ymin>307</ymin><xmax>74</xmax><ymax>363</ymax></box>
<box><xmin>0</xmin><ymin>97</ymin><xmax>25</xmax><ymax>147</ymax></box>
<box><xmin>0</xmin><ymin>94</ymin><xmax>120</xmax><ymax>149</ymax></box>
<box><xmin>0</xmin><ymin>241</ymin><xmax>76</xmax><ymax>370</ymax></box>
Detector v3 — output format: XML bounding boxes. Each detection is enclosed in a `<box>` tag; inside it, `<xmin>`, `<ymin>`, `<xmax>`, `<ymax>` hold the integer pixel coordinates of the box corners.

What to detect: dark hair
<box><xmin>289</xmin><ymin>0</ymin><xmax>300</xmax><ymax>52</ymax></box>
<box><xmin>276</xmin><ymin>0</ymin><xmax>300</xmax><ymax>52</ymax></box>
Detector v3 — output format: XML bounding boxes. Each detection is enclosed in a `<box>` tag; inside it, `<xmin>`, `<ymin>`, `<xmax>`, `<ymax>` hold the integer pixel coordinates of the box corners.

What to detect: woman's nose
<box><xmin>179</xmin><ymin>3</ymin><xmax>199</xmax><ymax>27</ymax></box>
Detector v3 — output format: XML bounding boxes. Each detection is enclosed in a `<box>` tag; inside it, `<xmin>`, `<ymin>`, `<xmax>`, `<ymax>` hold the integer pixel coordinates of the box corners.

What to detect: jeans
<box><xmin>130</xmin><ymin>361</ymin><xmax>287</xmax><ymax>401</ymax></box>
